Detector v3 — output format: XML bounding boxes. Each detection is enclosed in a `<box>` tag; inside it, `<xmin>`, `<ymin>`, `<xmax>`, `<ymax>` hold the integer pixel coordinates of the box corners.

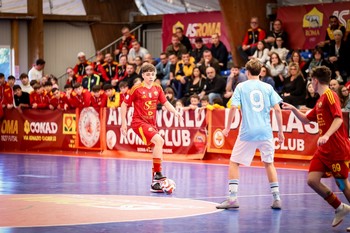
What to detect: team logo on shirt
<box><xmin>318</xmin><ymin>101</ymin><xmax>322</xmax><ymax>108</ymax></box>
<box><xmin>148</xmin><ymin>127</ymin><xmax>154</xmax><ymax>132</ymax></box>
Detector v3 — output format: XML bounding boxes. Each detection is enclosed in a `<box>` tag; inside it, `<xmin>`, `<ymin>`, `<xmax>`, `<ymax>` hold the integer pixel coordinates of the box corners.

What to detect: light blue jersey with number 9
<box><xmin>230</xmin><ymin>80</ymin><xmax>282</xmax><ymax>141</ymax></box>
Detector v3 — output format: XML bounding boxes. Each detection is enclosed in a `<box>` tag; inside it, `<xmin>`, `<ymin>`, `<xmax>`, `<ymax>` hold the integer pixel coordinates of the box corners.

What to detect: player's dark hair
<box><xmin>310</xmin><ymin>66</ymin><xmax>332</xmax><ymax>85</ymax></box>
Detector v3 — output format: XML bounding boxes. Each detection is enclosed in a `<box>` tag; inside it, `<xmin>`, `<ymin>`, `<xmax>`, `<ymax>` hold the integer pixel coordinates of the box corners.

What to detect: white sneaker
<box><xmin>332</xmin><ymin>203</ymin><xmax>350</xmax><ymax>227</ymax></box>
<box><xmin>216</xmin><ymin>198</ymin><xmax>239</xmax><ymax>209</ymax></box>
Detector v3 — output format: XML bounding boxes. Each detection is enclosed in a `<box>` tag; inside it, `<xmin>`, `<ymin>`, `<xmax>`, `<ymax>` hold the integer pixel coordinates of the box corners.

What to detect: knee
<box><xmin>307</xmin><ymin>177</ymin><xmax>319</xmax><ymax>188</ymax></box>
<box><xmin>153</xmin><ymin>136</ymin><xmax>164</xmax><ymax>147</ymax></box>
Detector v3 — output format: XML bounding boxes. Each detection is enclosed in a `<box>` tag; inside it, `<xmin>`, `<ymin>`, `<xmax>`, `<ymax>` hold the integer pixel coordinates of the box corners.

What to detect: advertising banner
<box><xmin>105</xmin><ymin>108</ymin><xmax>207</xmax><ymax>159</ymax></box>
<box><xmin>277</xmin><ymin>2</ymin><xmax>350</xmax><ymax>49</ymax></box>
<box><xmin>162</xmin><ymin>11</ymin><xmax>231</xmax><ymax>52</ymax></box>
<box><xmin>0</xmin><ymin>108</ymin><xmax>76</xmax><ymax>150</ymax></box>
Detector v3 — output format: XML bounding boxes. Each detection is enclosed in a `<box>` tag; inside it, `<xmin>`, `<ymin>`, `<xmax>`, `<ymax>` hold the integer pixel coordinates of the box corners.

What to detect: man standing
<box><xmin>282</xmin><ymin>66</ymin><xmax>350</xmax><ymax>228</ymax></box>
<box><xmin>210</xmin><ymin>33</ymin><xmax>229</xmax><ymax>71</ymax></box>
<box><xmin>121</xmin><ymin>63</ymin><xmax>183</xmax><ymax>193</ymax></box>
<box><xmin>216</xmin><ymin>59</ymin><xmax>284</xmax><ymax>210</ymax></box>
<box><xmin>175</xmin><ymin>27</ymin><xmax>192</xmax><ymax>52</ymax></box>
<box><xmin>28</xmin><ymin>58</ymin><xmax>45</xmax><ymax>82</ymax></box>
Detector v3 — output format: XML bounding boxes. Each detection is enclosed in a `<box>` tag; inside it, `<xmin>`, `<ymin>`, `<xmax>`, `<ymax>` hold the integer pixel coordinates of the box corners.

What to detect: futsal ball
<box><xmin>161</xmin><ymin>178</ymin><xmax>176</xmax><ymax>194</ymax></box>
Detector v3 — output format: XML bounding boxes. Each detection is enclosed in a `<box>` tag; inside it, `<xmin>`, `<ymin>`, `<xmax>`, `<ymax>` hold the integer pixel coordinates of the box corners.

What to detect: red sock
<box><xmin>325</xmin><ymin>192</ymin><xmax>341</xmax><ymax>209</ymax></box>
<box><xmin>153</xmin><ymin>158</ymin><xmax>162</xmax><ymax>173</ymax></box>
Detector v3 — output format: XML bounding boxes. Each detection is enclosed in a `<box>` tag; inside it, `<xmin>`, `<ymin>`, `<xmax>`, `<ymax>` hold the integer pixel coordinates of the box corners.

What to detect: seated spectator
<box><xmin>302</xmin><ymin>47</ymin><xmax>333</xmax><ymax>79</ymax></box>
<box><xmin>82</xmin><ymin>65</ymin><xmax>101</xmax><ymax>91</ymax></box>
<box><xmin>210</xmin><ymin>33</ymin><xmax>229</xmax><ymax>70</ymax></box>
<box><xmin>100</xmin><ymin>53</ymin><xmax>119</xmax><ymax>84</ymax></box>
<box><xmin>51</xmin><ymin>76</ymin><xmax>58</xmax><ymax>89</ymax></box>
<box><xmin>175</xmin><ymin>99</ymin><xmax>185</xmax><ymax>110</ymax></box>
<box><xmin>116</xmin><ymin>26</ymin><xmax>135</xmax><ymax>53</ymax></box>
<box><xmin>116</xmin><ymin>45</ymin><xmax>129</xmax><ymax>63</ymax></box>
<box><xmin>28</xmin><ymin>58</ymin><xmax>45</xmax><ymax>82</ymax></box>
<box><xmin>259</xmin><ymin>65</ymin><xmax>275</xmax><ymax>89</ymax></box>
<box><xmin>183</xmin><ymin>94</ymin><xmax>200</xmax><ymax>110</ymax></box>
<box><xmin>223</xmin><ymin>66</ymin><xmax>247</xmax><ymax>103</ymax></box>
<box><xmin>158</xmin><ymin>87</ymin><xmax>176</xmax><ymax>110</ymax></box>
<box><xmin>64</xmin><ymin>84</ymin><xmax>74</xmax><ymax>106</ymax></box>
<box><xmin>94</xmin><ymin>50</ymin><xmax>105</xmax><ymax>75</ymax></box>
<box><xmin>339</xmin><ymin>85</ymin><xmax>350</xmax><ymax>111</ymax></box>
<box><xmin>199</xmin><ymin>66</ymin><xmax>226</xmax><ymax>104</ymax></box>
<box><xmin>238</xmin><ymin>16</ymin><xmax>266</xmax><ymax>63</ymax></box>
<box><xmin>175</xmin><ymin>27</ymin><xmax>192</xmax><ymax>52</ymax></box>
<box><xmin>184</xmin><ymin>67</ymin><xmax>206</xmax><ymax>104</ymax></box>
<box><xmin>43</xmin><ymin>81</ymin><xmax>53</xmax><ymax>100</ymax></box>
<box><xmin>3</xmin><ymin>75</ymin><xmax>15</xmax><ymax>109</ymax></box>
<box><xmin>249</xmin><ymin>41</ymin><xmax>269</xmax><ymax>64</ymax></box>
<box><xmin>198</xmin><ymin>50</ymin><xmax>221</xmax><ymax>75</ymax></box>
<box><xmin>200</xmin><ymin>95</ymin><xmax>209</xmax><ymax>108</ymax></box>
<box><xmin>264</xmin><ymin>19</ymin><xmax>289</xmax><ymax>49</ymax></box>
<box><xmin>19</xmin><ymin>73</ymin><xmax>34</xmax><ymax>94</ymax></box>
<box><xmin>104</xmin><ymin>84</ymin><xmax>120</xmax><ymax>109</ymax></box>
<box><xmin>122</xmin><ymin>63</ymin><xmax>140</xmax><ymax>89</ymax></box>
<box><xmin>281</xmin><ymin>62</ymin><xmax>306</xmax><ymax>107</ymax></box>
<box><xmin>13</xmin><ymin>85</ymin><xmax>30</xmax><ymax>112</ymax></box>
<box><xmin>190</xmin><ymin>37</ymin><xmax>208</xmax><ymax>65</ymax></box>
<box><xmin>168</xmin><ymin>53</ymin><xmax>179</xmax><ymax>85</ymax></box>
<box><xmin>269</xmin><ymin>36</ymin><xmax>289</xmax><ymax>63</ymax></box>
<box><xmin>127</xmin><ymin>40</ymin><xmax>149</xmax><ymax>64</ymax></box>
<box><xmin>143</xmin><ymin>53</ymin><xmax>157</xmax><ymax>66</ymax></box>
<box><xmin>317</xmin><ymin>15</ymin><xmax>346</xmax><ymax>51</ymax></box>
<box><xmin>328</xmin><ymin>29</ymin><xmax>349</xmax><ymax>83</ymax></box>
<box><xmin>66</xmin><ymin>67</ymin><xmax>77</xmax><ymax>87</ymax></box>
<box><xmin>300</xmin><ymin>82</ymin><xmax>319</xmax><ymax>110</ymax></box>
<box><xmin>266</xmin><ymin>52</ymin><xmax>287</xmax><ymax>93</ymax></box>
<box><xmin>155</xmin><ymin>52</ymin><xmax>171</xmax><ymax>90</ymax></box>
<box><xmin>73</xmin><ymin>52</ymin><xmax>94</xmax><ymax>83</ymax></box>
<box><xmin>90</xmin><ymin>85</ymin><xmax>107</xmax><ymax>110</ymax></box>
<box><xmin>173</xmin><ymin>52</ymin><xmax>195</xmax><ymax>99</ymax></box>
<box><xmin>165</xmin><ymin>34</ymin><xmax>187</xmax><ymax>59</ymax></box>
<box><xmin>49</xmin><ymin>87</ymin><xmax>69</xmax><ymax>110</ymax></box>
<box><xmin>329</xmin><ymin>79</ymin><xmax>340</xmax><ymax>93</ymax></box>
<box><xmin>289</xmin><ymin>50</ymin><xmax>306</xmax><ymax>70</ymax></box>
<box><xmin>30</xmin><ymin>83</ymin><xmax>49</xmax><ymax>109</ymax></box>
<box><xmin>69</xmin><ymin>83</ymin><xmax>91</xmax><ymax>110</ymax></box>
<box><xmin>134</xmin><ymin>56</ymin><xmax>143</xmax><ymax>75</ymax></box>
<box><xmin>117</xmin><ymin>55</ymin><xmax>128</xmax><ymax>82</ymax></box>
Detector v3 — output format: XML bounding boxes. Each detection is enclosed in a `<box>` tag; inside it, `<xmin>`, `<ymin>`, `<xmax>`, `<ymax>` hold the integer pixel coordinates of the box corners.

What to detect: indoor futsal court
<box><xmin>1</xmin><ymin>153</ymin><xmax>350</xmax><ymax>233</ymax></box>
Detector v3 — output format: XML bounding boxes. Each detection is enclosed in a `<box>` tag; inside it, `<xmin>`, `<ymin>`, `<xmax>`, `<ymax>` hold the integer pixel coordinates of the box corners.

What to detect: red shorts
<box><xmin>131</xmin><ymin>122</ymin><xmax>158</xmax><ymax>146</ymax></box>
<box><xmin>309</xmin><ymin>151</ymin><xmax>350</xmax><ymax>179</ymax></box>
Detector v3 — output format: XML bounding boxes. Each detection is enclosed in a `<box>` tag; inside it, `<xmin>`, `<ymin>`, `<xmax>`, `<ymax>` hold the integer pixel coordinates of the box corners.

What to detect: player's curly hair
<box><xmin>310</xmin><ymin>66</ymin><xmax>331</xmax><ymax>84</ymax></box>
<box><xmin>245</xmin><ymin>59</ymin><xmax>262</xmax><ymax>76</ymax></box>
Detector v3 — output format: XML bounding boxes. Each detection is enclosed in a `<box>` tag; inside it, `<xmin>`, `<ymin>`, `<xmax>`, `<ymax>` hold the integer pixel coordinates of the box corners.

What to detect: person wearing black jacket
<box><xmin>199</xmin><ymin>66</ymin><xmax>226</xmax><ymax>104</ymax></box>
<box><xmin>210</xmin><ymin>33</ymin><xmax>229</xmax><ymax>71</ymax></box>
<box><xmin>175</xmin><ymin>27</ymin><xmax>192</xmax><ymax>52</ymax></box>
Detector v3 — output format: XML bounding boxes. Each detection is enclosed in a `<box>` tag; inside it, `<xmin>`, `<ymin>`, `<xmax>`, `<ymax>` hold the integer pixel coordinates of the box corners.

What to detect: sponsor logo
<box><xmin>63</xmin><ymin>114</ymin><xmax>76</xmax><ymax>135</ymax></box>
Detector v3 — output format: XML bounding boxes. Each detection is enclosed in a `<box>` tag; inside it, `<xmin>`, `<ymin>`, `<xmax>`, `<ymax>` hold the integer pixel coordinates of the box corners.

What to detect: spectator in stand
<box><xmin>127</xmin><ymin>40</ymin><xmax>149</xmax><ymax>64</ymax></box>
<box><xmin>259</xmin><ymin>65</ymin><xmax>275</xmax><ymax>89</ymax></box>
<box><xmin>266</xmin><ymin>52</ymin><xmax>287</xmax><ymax>93</ymax></box>
<box><xmin>50</xmin><ymin>76</ymin><xmax>58</xmax><ymax>89</ymax></box>
<box><xmin>223</xmin><ymin>66</ymin><xmax>248</xmax><ymax>104</ymax></box>
<box><xmin>269</xmin><ymin>36</ymin><xmax>289</xmax><ymax>63</ymax></box>
<box><xmin>66</xmin><ymin>67</ymin><xmax>77</xmax><ymax>87</ymax></box>
<box><xmin>175</xmin><ymin>99</ymin><xmax>185</xmax><ymax>110</ymax></box>
<box><xmin>329</xmin><ymin>79</ymin><xmax>341</xmax><ymax>93</ymax></box>
<box><xmin>134</xmin><ymin>56</ymin><xmax>143</xmax><ymax>75</ymax></box>
<box><xmin>190</xmin><ymin>37</ymin><xmax>208</xmax><ymax>65</ymax></box>
<box><xmin>328</xmin><ymin>29</ymin><xmax>349</xmax><ymax>83</ymax></box>
<box><xmin>155</xmin><ymin>52</ymin><xmax>171</xmax><ymax>90</ymax></box>
<box><xmin>93</xmin><ymin>50</ymin><xmax>105</xmax><ymax>76</ymax></box>
<box><xmin>43</xmin><ymin>81</ymin><xmax>54</xmax><ymax>100</ymax></box>
<box><xmin>300</xmin><ymin>82</ymin><xmax>320</xmax><ymax>110</ymax></box>
<box><xmin>73</xmin><ymin>52</ymin><xmax>94</xmax><ymax>83</ymax></box>
<box><xmin>199</xmin><ymin>50</ymin><xmax>221</xmax><ymax>75</ymax></box>
<box><xmin>302</xmin><ymin>48</ymin><xmax>333</xmax><ymax>79</ymax></box>
<box><xmin>183</xmin><ymin>94</ymin><xmax>200</xmax><ymax>110</ymax></box>
<box><xmin>49</xmin><ymin>87</ymin><xmax>69</xmax><ymax>110</ymax></box>
<box><xmin>123</xmin><ymin>63</ymin><xmax>140</xmax><ymax>89</ymax></box>
<box><xmin>210</xmin><ymin>33</ymin><xmax>229</xmax><ymax>71</ymax></box>
<box><xmin>249</xmin><ymin>40</ymin><xmax>269</xmax><ymax>64</ymax></box>
<box><xmin>264</xmin><ymin>19</ymin><xmax>289</xmax><ymax>49</ymax></box>
<box><xmin>115</xmin><ymin>26</ymin><xmax>135</xmax><ymax>56</ymax></box>
<box><xmin>175</xmin><ymin>27</ymin><xmax>192</xmax><ymax>52</ymax></box>
<box><xmin>117</xmin><ymin>55</ymin><xmax>128</xmax><ymax>83</ymax></box>
<box><xmin>82</xmin><ymin>65</ymin><xmax>101</xmax><ymax>91</ymax></box>
<box><xmin>143</xmin><ymin>53</ymin><xmax>157</xmax><ymax>66</ymax></box>
<box><xmin>340</xmin><ymin>85</ymin><xmax>350</xmax><ymax>110</ymax></box>
<box><xmin>173</xmin><ymin>52</ymin><xmax>196</xmax><ymax>99</ymax></box>
<box><xmin>289</xmin><ymin>50</ymin><xmax>306</xmax><ymax>70</ymax></box>
<box><xmin>164</xmin><ymin>87</ymin><xmax>177</xmax><ymax>106</ymax></box>
<box><xmin>63</xmin><ymin>84</ymin><xmax>74</xmax><ymax>109</ymax></box>
<box><xmin>100</xmin><ymin>53</ymin><xmax>119</xmax><ymax>84</ymax></box>
<box><xmin>168</xmin><ymin>53</ymin><xmax>179</xmax><ymax>85</ymax></box>
<box><xmin>19</xmin><ymin>73</ymin><xmax>34</xmax><ymax>94</ymax></box>
<box><xmin>69</xmin><ymin>83</ymin><xmax>91</xmax><ymax>110</ymax></box>
<box><xmin>30</xmin><ymin>83</ymin><xmax>49</xmax><ymax>109</ymax></box>
<box><xmin>116</xmin><ymin>45</ymin><xmax>129</xmax><ymax>63</ymax></box>
<box><xmin>119</xmin><ymin>81</ymin><xmax>129</xmax><ymax>103</ymax></box>
<box><xmin>165</xmin><ymin>34</ymin><xmax>187</xmax><ymax>59</ymax></box>
<box><xmin>28</xmin><ymin>58</ymin><xmax>45</xmax><ymax>82</ymax></box>
<box><xmin>3</xmin><ymin>75</ymin><xmax>15</xmax><ymax>109</ymax></box>
<box><xmin>13</xmin><ymin>85</ymin><xmax>30</xmax><ymax>112</ymax></box>
<box><xmin>90</xmin><ymin>85</ymin><xmax>107</xmax><ymax>110</ymax></box>
<box><xmin>133</xmin><ymin>77</ymin><xmax>142</xmax><ymax>86</ymax></box>
<box><xmin>199</xmin><ymin>66</ymin><xmax>226</xmax><ymax>104</ymax></box>
<box><xmin>317</xmin><ymin>15</ymin><xmax>346</xmax><ymax>51</ymax></box>
<box><xmin>104</xmin><ymin>83</ymin><xmax>122</xmax><ymax>109</ymax></box>
<box><xmin>281</xmin><ymin>62</ymin><xmax>306</xmax><ymax>107</ymax></box>
<box><xmin>184</xmin><ymin>67</ymin><xmax>206</xmax><ymax>105</ymax></box>
<box><xmin>0</xmin><ymin>73</ymin><xmax>9</xmax><ymax>109</ymax></box>
<box><xmin>238</xmin><ymin>16</ymin><xmax>266</xmax><ymax>63</ymax></box>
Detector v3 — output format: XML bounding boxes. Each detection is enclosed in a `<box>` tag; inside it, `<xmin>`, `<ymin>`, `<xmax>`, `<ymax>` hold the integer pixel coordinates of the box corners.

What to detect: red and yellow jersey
<box><xmin>307</xmin><ymin>88</ymin><xmax>350</xmax><ymax>160</ymax></box>
<box><xmin>3</xmin><ymin>84</ymin><xmax>13</xmax><ymax>105</ymax></box>
<box><xmin>90</xmin><ymin>90</ymin><xmax>107</xmax><ymax>109</ymax></box>
<box><xmin>124</xmin><ymin>82</ymin><xmax>167</xmax><ymax>126</ymax></box>
<box><xmin>49</xmin><ymin>92</ymin><xmax>69</xmax><ymax>109</ymax></box>
<box><xmin>29</xmin><ymin>91</ymin><xmax>49</xmax><ymax>109</ymax></box>
<box><xmin>0</xmin><ymin>82</ymin><xmax>10</xmax><ymax>105</ymax></box>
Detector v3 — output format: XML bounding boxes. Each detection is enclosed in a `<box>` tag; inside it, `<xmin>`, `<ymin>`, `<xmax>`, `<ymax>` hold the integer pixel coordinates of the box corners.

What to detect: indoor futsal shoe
<box><xmin>150</xmin><ymin>172</ymin><xmax>166</xmax><ymax>193</ymax></box>
<box><xmin>271</xmin><ymin>200</ymin><xmax>282</xmax><ymax>209</ymax></box>
<box><xmin>332</xmin><ymin>203</ymin><xmax>350</xmax><ymax>227</ymax></box>
<box><xmin>216</xmin><ymin>198</ymin><xmax>239</xmax><ymax>209</ymax></box>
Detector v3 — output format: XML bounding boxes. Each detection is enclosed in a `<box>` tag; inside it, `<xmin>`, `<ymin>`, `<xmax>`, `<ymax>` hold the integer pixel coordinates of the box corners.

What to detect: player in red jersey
<box><xmin>121</xmin><ymin>63</ymin><xmax>183</xmax><ymax>193</ymax></box>
<box><xmin>283</xmin><ymin>66</ymin><xmax>350</xmax><ymax>228</ymax></box>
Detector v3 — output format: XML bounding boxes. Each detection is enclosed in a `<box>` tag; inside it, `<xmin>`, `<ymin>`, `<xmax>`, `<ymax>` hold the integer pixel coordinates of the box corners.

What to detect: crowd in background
<box><xmin>1</xmin><ymin>15</ymin><xmax>350</xmax><ymax>118</ymax></box>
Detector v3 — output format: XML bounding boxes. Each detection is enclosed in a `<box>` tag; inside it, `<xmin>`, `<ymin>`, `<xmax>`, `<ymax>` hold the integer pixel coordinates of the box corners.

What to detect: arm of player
<box><xmin>282</xmin><ymin>102</ymin><xmax>310</xmax><ymax>124</ymax></box>
<box><xmin>120</xmin><ymin>102</ymin><xmax>128</xmax><ymax>136</ymax></box>
<box><xmin>222</xmin><ymin>105</ymin><xmax>237</xmax><ymax>137</ymax></box>
<box><xmin>163</xmin><ymin>101</ymin><xmax>184</xmax><ymax>122</ymax></box>
<box><xmin>273</xmin><ymin>103</ymin><xmax>285</xmax><ymax>144</ymax></box>
<box><xmin>318</xmin><ymin>117</ymin><xmax>343</xmax><ymax>146</ymax></box>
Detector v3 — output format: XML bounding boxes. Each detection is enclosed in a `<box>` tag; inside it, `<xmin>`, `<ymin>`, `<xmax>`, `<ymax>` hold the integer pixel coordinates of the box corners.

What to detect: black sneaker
<box><xmin>153</xmin><ymin>172</ymin><xmax>166</xmax><ymax>180</ymax></box>
<box><xmin>150</xmin><ymin>172</ymin><xmax>167</xmax><ymax>193</ymax></box>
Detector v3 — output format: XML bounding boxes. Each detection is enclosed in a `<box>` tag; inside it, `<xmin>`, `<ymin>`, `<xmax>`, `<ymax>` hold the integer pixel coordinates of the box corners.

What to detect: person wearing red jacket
<box><xmin>238</xmin><ymin>16</ymin><xmax>266</xmax><ymax>63</ymax></box>
<box><xmin>30</xmin><ymin>83</ymin><xmax>49</xmax><ymax>109</ymax></box>
<box><xmin>0</xmin><ymin>73</ymin><xmax>10</xmax><ymax>108</ymax></box>
<box><xmin>3</xmin><ymin>75</ymin><xmax>15</xmax><ymax>109</ymax></box>
<box><xmin>90</xmin><ymin>85</ymin><xmax>107</xmax><ymax>110</ymax></box>
<box><xmin>69</xmin><ymin>83</ymin><xmax>91</xmax><ymax>110</ymax></box>
<box><xmin>49</xmin><ymin>88</ymin><xmax>69</xmax><ymax>110</ymax></box>
<box><xmin>100</xmin><ymin>53</ymin><xmax>119</xmax><ymax>84</ymax></box>
<box><xmin>73</xmin><ymin>52</ymin><xmax>94</xmax><ymax>83</ymax></box>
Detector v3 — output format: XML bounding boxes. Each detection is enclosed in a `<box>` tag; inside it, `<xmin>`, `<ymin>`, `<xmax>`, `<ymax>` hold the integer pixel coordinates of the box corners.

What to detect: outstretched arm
<box><xmin>282</xmin><ymin>102</ymin><xmax>310</xmax><ymax>124</ymax></box>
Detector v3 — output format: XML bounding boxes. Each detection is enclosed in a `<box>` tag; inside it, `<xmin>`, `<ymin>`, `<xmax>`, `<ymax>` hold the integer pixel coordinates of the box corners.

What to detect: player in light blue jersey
<box><xmin>216</xmin><ymin>59</ymin><xmax>285</xmax><ymax>210</ymax></box>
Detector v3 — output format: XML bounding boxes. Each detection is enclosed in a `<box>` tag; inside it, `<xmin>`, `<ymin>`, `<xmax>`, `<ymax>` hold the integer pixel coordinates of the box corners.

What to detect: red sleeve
<box><xmin>124</xmin><ymin>90</ymin><xmax>135</xmax><ymax>107</ymax></box>
<box><xmin>49</xmin><ymin>97</ymin><xmax>58</xmax><ymax>108</ymax></box>
<box><xmin>100</xmin><ymin>93</ymin><xmax>108</xmax><ymax>108</ymax></box>
<box><xmin>4</xmin><ymin>89</ymin><xmax>13</xmax><ymax>105</ymax></box>
<box><xmin>306</xmin><ymin>106</ymin><xmax>317</xmax><ymax>122</ymax></box>
<box><xmin>258</xmin><ymin>28</ymin><xmax>266</xmax><ymax>41</ymax></box>
<box><xmin>99</xmin><ymin>65</ymin><xmax>109</xmax><ymax>82</ymax></box>
<box><xmin>83</xmin><ymin>91</ymin><xmax>91</xmax><ymax>108</ymax></box>
<box><xmin>242</xmin><ymin>31</ymin><xmax>249</xmax><ymax>46</ymax></box>
<box><xmin>29</xmin><ymin>93</ymin><xmax>36</xmax><ymax>106</ymax></box>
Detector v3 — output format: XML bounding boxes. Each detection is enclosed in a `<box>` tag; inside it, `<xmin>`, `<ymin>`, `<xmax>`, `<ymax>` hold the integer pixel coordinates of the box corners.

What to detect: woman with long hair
<box><xmin>281</xmin><ymin>62</ymin><xmax>306</xmax><ymax>107</ymax></box>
